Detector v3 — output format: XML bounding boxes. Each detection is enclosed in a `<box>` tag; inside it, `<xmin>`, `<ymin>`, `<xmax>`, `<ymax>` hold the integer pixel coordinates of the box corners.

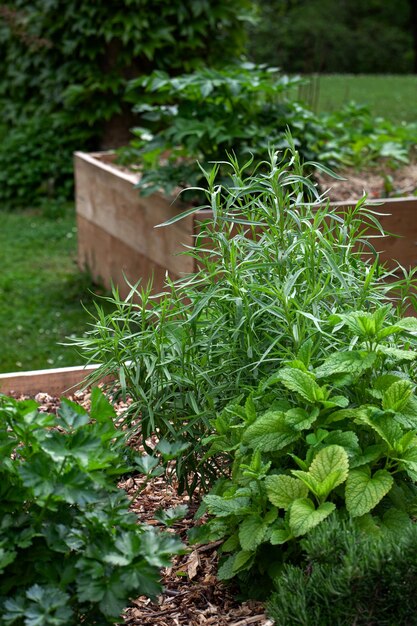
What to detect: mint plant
<box><xmin>0</xmin><ymin>389</ymin><xmax>183</xmax><ymax>625</ymax></box>
<box><xmin>192</xmin><ymin>306</ymin><xmax>417</xmax><ymax>589</ymax></box>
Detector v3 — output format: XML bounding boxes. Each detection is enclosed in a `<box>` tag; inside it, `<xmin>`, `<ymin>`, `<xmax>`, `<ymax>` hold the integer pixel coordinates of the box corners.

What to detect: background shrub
<box><xmin>0</xmin><ymin>0</ymin><xmax>251</xmax><ymax>206</ymax></box>
<box><xmin>248</xmin><ymin>0</ymin><xmax>415</xmax><ymax>74</ymax></box>
<box><xmin>121</xmin><ymin>66</ymin><xmax>417</xmax><ymax>201</ymax></box>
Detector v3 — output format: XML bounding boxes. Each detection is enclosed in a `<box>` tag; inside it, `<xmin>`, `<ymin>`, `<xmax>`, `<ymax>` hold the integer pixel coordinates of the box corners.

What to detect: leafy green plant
<box><xmin>0</xmin><ymin>388</ymin><xmax>183</xmax><ymax>625</ymax></box>
<box><xmin>0</xmin><ymin>1</ymin><xmax>252</xmax><ymax>206</ymax></box>
<box><xmin>121</xmin><ymin>66</ymin><xmax>417</xmax><ymax>200</ymax></box>
<box><xmin>74</xmin><ymin>146</ymin><xmax>413</xmax><ymax>494</ymax></box>
<box><xmin>305</xmin><ymin>102</ymin><xmax>417</xmax><ymax>171</ymax></box>
<box><xmin>120</xmin><ymin>63</ymin><xmax>313</xmax><ymax>199</ymax></box>
<box><xmin>268</xmin><ymin>515</ymin><xmax>417</xmax><ymax>626</ymax></box>
<box><xmin>190</xmin><ymin>306</ymin><xmax>417</xmax><ymax>592</ymax></box>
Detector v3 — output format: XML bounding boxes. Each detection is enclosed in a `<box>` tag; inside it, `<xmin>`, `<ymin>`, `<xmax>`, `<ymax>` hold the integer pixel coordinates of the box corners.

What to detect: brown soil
<box><xmin>11</xmin><ymin>389</ymin><xmax>273</xmax><ymax>626</ymax></box>
<box><xmin>316</xmin><ymin>162</ymin><xmax>417</xmax><ymax>203</ymax></box>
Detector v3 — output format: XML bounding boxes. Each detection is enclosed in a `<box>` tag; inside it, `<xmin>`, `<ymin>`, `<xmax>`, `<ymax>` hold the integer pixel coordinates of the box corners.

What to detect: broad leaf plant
<box><xmin>193</xmin><ymin>306</ymin><xmax>417</xmax><ymax>586</ymax></box>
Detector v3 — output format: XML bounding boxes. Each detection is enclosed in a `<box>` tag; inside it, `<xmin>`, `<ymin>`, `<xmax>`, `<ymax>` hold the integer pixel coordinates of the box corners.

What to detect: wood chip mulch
<box><xmin>10</xmin><ymin>388</ymin><xmax>274</xmax><ymax>626</ymax></box>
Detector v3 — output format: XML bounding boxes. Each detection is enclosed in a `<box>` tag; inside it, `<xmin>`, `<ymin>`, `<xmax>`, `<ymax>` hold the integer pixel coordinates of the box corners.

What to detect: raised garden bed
<box><xmin>75</xmin><ymin>151</ymin><xmax>211</xmax><ymax>299</ymax></box>
<box><xmin>75</xmin><ymin>151</ymin><xmax>417</xmax><ymax>297</ymax></box>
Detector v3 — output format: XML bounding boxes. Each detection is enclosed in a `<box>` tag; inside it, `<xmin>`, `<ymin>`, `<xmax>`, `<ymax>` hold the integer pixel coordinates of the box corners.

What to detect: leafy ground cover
<box><xmin>303</xmin><ymin>74</ymin><xmax>417</xmax><ymax>123</ymax></box>
<box><xmin>0</xmin><ymin>204</ymin><xmax>109</xmax><ymax>373</ymax></box>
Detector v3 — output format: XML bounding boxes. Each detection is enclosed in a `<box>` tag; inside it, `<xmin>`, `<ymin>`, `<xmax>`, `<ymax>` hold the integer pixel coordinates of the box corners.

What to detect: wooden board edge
<box><xmin>0</xmin><ymin>364</ymin><xmax>107</xmax><ymax>397</ymax></box>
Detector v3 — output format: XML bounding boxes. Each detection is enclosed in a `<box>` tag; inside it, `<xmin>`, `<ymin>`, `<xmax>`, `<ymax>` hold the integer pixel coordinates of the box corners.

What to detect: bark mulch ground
<box><xmin>11</xmin><ymin>389</ymin><xmax>274</xmax><ymax>626</ymax></box>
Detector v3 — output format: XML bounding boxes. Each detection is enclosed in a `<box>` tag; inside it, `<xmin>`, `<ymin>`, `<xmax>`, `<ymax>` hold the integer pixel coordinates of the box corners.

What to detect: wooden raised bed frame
<box><xmin>75</xmin><ymin>151</ymin><xmax>417</xmax><ymax>298</ymax></box>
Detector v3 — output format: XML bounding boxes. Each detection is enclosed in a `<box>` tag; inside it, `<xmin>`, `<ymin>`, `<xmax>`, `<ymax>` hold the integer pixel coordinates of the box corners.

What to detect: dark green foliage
<box><xmin>268</xmin><ymin>516</ymin><xmax>417</xmax><ymax>625</ymax></box>
<box><xmin>0</xmin><ymin>388</ymin><xmax>182</xmax><ymax>625</ymax></box>
<box><xmin>248</xmin><ymin>0</ymin><xmax>414</xmax><ymax>74</ymax></box>
<box><xmin>192</xmin><ymin>307</ymin><xmax>417</xmax><ymax>592</ymax></box>
<box><xmin>0</xmin><ymin>1</ymin><xmax>251</xmax><ymax>206</ymax></box>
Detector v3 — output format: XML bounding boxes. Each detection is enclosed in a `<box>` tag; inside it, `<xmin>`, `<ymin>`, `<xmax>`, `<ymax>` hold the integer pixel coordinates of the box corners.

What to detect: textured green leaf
<box><xmin>324</xmin><ymin>431</ymin><xmax>360</xmax><ymax>455</ymax></box>
<box><xmin>350</xmin><ymin>444</ymin><xmax>385</xmax><ymax>469</ymax></box>
<box><xmin>345</xmin><ymin>468</ymin><xmax>394</xmax><ymax>517</ymax></box>
<box><xmin>203</xmin><ymin>495</ymin><xmax>252</xmax><ymax>517</ymax></box>
<box><xmin>270</xmin><ymin>529</ymin><xmax>292</xmax><ymax>545</ymax></box>
<box><xmin>285</xmin><ymin>407</ymin><xmax>319</xmax><ymax>431</ymax></box>
<box><xmin>326</xmin><ymin>407</ymin><xmax>369</xmax><ymax>423</ymax></box>
<box><xmin>57</xmin><ymin>399</ymin><xmax>89</xmax><ymax>430</ymax></box>
<box><xmin>360</xmin><ymin>412</ymin><xmax>403</xmax><ymax>447</ymax></box>
<box><xmin>289</xmin><ymin>498</ymin><xmax>335</xmax><ymax>537</ymax></box>
<box><xmin>265</xmin><ymin>475</ymin><xmax>308</xmax><ymax>510</ymax></box>
<box><xmin>292</xmin><ymin>445</ymin><xmax>349</xmax><ymax>499</ymax></box>
<box><xmin>277</xmin><ymin>368</ymin><xmax>324</xmax><ymax>403</ymax></box>
<box><xmin>315</xmin><ymin>350</ymin><xmax>376</xmax><ymax>379</ymax></box>
<box><xmin>382</xmin><ymin>380</ymin><xmax>413</xmax><ymax>412</ymax></box>
<box><xmin>320</xmin><ymin>395</ymin><xmax>349</xmax><ymax>409</ymax></box>
<box><xmin>381</xmin><ymin>508</ymin><xmax>412</xmax><ymax>536</ymax></box>
<box><xmin>238</xmin><ymin>515</ymin><xmax>268</xmax><ymax>551</ymax></box>
<box><xmin>395</xmin><ymin>446</ymin><xmax>417</xmax><ymax>480</ymax></box>
<box><xmin>217</xmin><ymin>554</ymin><xmax>235</xmax><ymax>580</ymax></box>
<box><xmin>242</xmin><ymin>411</ymin><xmax>300</xmax><ymax>452</ymax></box>
<box><xmin>395</xmin><ymin>317</ymin><xmax>417</xmax><ymax>333</ymax></box>
<box><xmin>396</xmin><ymin>395</ymin><xmax>417</xmax><ymax>428</ymax></box>
<box><xmin>373</xmin><ymin>374</ymin><xmax>406</xmax><ymax>393</ymax></box>
<box><xmin>377</xmin><ymin>345</ymin><xmax>417</xmax><ymax>361</ymax></box>
<box><xmin>232</xmin><ymin>549</ymin><xmax>255</xmax><ymax>574</ymax></box>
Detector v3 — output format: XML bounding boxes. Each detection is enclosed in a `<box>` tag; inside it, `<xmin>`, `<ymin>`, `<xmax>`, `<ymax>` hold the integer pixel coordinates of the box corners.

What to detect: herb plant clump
<box><xmin>75</xmin><ymin>145</ymin><xmax>410</xmax><ymax>494</ymax></box>
<box><xmin>0</xmin><ymin>389</ymin><xmax>182</xmax><ymax>625</ymax></box>
<box><xmin>192</xmin><ymin>306</ymin><xmax>417</xmax><ymax>593</ymax></box>
<box><xmin>268</xmin><ymin>515</ymin><xmax>417</xmax><ymax>626</ymax></box>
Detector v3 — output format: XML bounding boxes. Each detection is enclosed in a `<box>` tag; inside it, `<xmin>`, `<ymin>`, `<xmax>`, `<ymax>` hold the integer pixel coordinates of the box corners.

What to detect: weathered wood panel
<box><xmin>77</xmin><ymin>215</ymin><xmax>179</xmax><ymax>298</ymax></box>
<box><xmin>0</xmin><ymin>364</ymin><xmax>102</xmax><ymax>397</ymax></box>
<box><xmin>75</xmin><ymin>152</ymin><xmax>195</xmax><ymax>292</ymax></box>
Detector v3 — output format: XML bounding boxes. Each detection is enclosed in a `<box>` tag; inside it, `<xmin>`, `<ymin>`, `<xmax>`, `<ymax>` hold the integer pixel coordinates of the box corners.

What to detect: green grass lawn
<box><xmin>297</xmin><ymin>74</ymin><xmax>417</xmax><ymax>123</ymax></box>
<box><xmin>0</xmin><ymin>204</ymin><xmax>109</xmax><ymax>373</ymax></box>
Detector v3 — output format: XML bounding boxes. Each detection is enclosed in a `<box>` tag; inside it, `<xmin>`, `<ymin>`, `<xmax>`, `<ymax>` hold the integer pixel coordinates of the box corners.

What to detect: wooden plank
<box><xmin>75</xmin><ymin>152</ymin><xmax>195</xmax><ymax>277</ymax></box>
<box><xmin>77</xmin><ymin>215</ymin><xmax>180</xmax><ymax>298</ymax></box>
<box><xmin>331</xmin><ymin>198</ymin><xmax>417</xmax><ymax>268</ymax></box>
<box><xmin>0</xmin><ymin>364</ymin><xmax>103</xmax><ymax>397</ymax></box>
